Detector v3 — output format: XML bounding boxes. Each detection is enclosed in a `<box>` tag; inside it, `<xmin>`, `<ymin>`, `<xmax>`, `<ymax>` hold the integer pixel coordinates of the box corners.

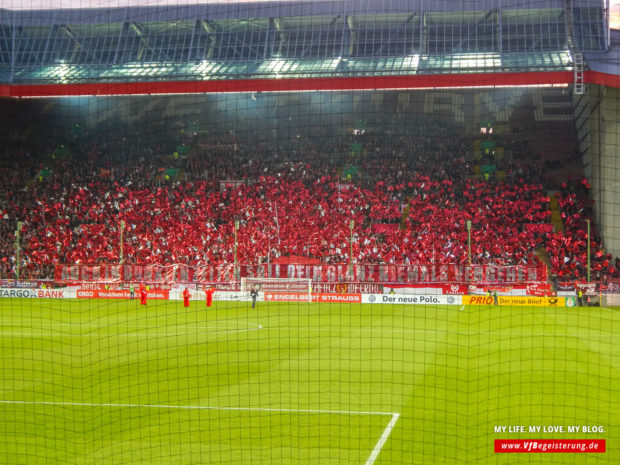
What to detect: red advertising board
<box><xmin>468</xmin><ymin>283</ymin><xmax>552</xmax><ymax>296</ymax></box>
<box><xmin>388</xmin><ymin>283</ymin><xmax>469</xmax><ymax>295</ymax></box>
<box><xmin>495</xmin><ymin>439</ymin><xmax>605</xmax><ymax>453</ymax></box>
<box><xmin>317</xmin><ymin>293</ymin><xmax>362</xmax><ymax>303</ymax></box>
<box><xmin>264</xmin><ymin>292</ymin><xmax>361</xmax><ymax>303</ymax></box>
<box><xmin>263</xmin><ymin>292</ymin><xmax>312</xmax><ymax>302</ymax></box>
<box><xmin>315</xmin><ymin>282</ymin><xmax>383</xmax><ymax>294</ymax></box>
<box><xmin>77</xmin><ymin>289</ymin><xmax>169</xmax><ymax>300</ymax></box>
<box><xmin>525</xmin><ymin>283</ymin><xmax>552</xmax><ymax>296</ymax></box>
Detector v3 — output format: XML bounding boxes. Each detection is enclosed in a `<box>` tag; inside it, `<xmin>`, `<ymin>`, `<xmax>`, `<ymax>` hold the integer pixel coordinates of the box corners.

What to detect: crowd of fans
<box><xmin>0</xmin><ymin>113</ymin><xmax>617</xmax><ymax>282</ymax></box>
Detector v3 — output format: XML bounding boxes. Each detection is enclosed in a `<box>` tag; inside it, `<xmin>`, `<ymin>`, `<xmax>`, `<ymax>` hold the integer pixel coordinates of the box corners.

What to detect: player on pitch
<box><xmin>139</xmin><ymin>283</ymin><xmax>147</xmax><ymax>306</ymax></box>
<box><xmin>205</xmin><ymin>287</ymin><xmax>215</xmax><ymax>307</ymax></box>
<box><xmin>183</xmin><ymin>287</ymin><xmax>191</xmax><ymax>308</ymax></box>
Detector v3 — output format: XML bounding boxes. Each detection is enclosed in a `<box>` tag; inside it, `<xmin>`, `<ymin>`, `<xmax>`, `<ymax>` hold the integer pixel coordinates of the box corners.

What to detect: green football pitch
<box><xmin>0</xmin><ymin>298</ymin><xmax>618</xmax><ymax>464</ymax></box>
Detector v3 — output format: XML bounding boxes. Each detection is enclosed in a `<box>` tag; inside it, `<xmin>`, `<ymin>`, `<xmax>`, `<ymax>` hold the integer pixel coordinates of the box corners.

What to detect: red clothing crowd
<box><xmin>1</xmin><ymin>169</ymin><xmax>615</xmax><ymax>281</ymax></box>
<box><xmin>0</xmin><ymin>115</ymin><xmax>616</xmax><ymax>282</ymax></box>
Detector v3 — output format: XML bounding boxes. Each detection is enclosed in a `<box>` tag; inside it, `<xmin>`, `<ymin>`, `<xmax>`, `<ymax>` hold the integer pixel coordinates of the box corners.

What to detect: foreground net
<box><xmin>0</xmin><ymin>293</ymin><xmax>618</xmax><ymax>464</ymax></box>
<box><xmin>1</xmin><ymin>0</ymin><xmax>620</xmax><ymax>462</ymax></box>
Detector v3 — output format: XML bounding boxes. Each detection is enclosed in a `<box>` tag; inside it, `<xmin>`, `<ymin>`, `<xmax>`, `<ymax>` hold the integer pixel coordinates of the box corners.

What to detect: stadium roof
<box><xmin>0</xmin><ymin>0</ymin><xmax>610</xmax><ymax>93</ymax></box>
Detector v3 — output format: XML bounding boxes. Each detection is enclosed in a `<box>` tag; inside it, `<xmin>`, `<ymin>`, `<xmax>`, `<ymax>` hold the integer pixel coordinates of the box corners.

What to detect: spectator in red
<box><xmin>183</xmin><ymin>287</ymin><xmax>191</xmax><ymax>307</ymax></box>
<box><xmin>2</xmin><ymin>116</ymin><xmax>615</xmax><ymax>283</ymax></box>
<box><xmin>205</xmin><ymin>287</ymin><xmax>215</xmax><ymax>307</ymax></box>
<box><xmin>139</xmin><ymin>283</ymin><xmax>147</xmax><ymax>306</ymax></box>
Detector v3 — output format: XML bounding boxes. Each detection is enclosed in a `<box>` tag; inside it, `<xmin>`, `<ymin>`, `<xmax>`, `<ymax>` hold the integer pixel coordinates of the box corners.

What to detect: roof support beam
<box><xmin>187</xmin><ymin>19</ymin><xmax>199</xmax><ymax>61</ymax></box>
<box><xmin>201</xmin><ymin>20</ymin><xmax>217</xmax><ymax>60</ymax></box>
<box><xmin>498</xmin><ymin>8</ymin><xmax>503</xmax><ymax>55</ymax></box>
<box><xmin>420</xmin><ymin>11</ymin><xmax>426</xmax><ymax>54</ymax></box>
<box><xmin>112</xmin><ymin>10</ymin><xmax>129</xmax><ymax>65</ymax></box>
<box><xmin>275</xmin><ymin>18</ymin><xmax>287</xmax><ymax>57</ymax></box>
<box><xmin>129</xmin><ymin>22</ymin><xmax>148</xmax><ymax>61</ymax></box>
<box><xmin>60</xmin><ymin>25</ymin><xmax>88</xmax><ymax>63</ymax></box>
<box><xmin>130</xmin><ymin>22</ymin><xmax>174</xmax><ymax>62</ymax></box>
<box><xmin>301</xmin><ymin>14</ymin><xmax>341</xmax><ymax>58</ymax></box>
<box><xmin>41</xmin><ymin>24</ymin><xmax>57</xmax><ymax>65</ymax></box>
<box><xmin>341</xmin><ymin>15</ymin><xmax>352</xmax><ymax>57</ymax></box>
<box><xmin>10</xmin><ymin>14</ymin><xmax>16</xmax><ymax>82</ymax></box>
<box><xmin>263</xmin><ymin>17</ymin><xmax>276</xmax><ymax>59</ymax></box>
<box><xmin>1</xmin><ymin>26</ymin><xmax>13</xmax><ymax>69</ymax></box>
<box><xmin>453</xmin><ymin>9</ymin><xmax>495</xmax><ymax>53</ymax></box>
<box><xmin>347</xmin><ymin>15</ymin><xmax>356</xmax><ymax>56</ymax></box>
<box><xmin>377</xmin><ymin>14</ymin><xmax>416</xmax><ymax>55</ymax></box>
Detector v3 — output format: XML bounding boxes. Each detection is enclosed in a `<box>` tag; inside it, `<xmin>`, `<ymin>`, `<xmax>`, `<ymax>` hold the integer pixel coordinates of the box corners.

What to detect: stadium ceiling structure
<box><xmin>0</xmin><ymin>0</ymin><xmax>613</xmax><ymax>95</ymax></box>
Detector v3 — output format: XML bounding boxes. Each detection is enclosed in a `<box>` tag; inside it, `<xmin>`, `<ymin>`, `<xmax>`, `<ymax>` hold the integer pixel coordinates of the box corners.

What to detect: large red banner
<box><xmin>55</xmin><ymin>263</ymin><xmax>545</xmax><ymax>284</ymax></box>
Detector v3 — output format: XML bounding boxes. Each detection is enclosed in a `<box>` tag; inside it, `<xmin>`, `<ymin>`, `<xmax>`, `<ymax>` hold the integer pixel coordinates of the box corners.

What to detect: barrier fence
<box><xmin>53</xmin><ymin>263</ymin><xmax>548</xmax><ymax>284</ymax></box>
<box><xmin>2</xmin><ymin>280</ymin><xmax>617</xmax><ymax>308</ymax></box>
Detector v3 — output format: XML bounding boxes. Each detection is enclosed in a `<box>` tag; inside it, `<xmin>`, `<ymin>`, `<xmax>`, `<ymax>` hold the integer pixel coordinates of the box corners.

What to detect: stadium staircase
<box><xmin>400</xmin><ymin>198</ymin><xmax>411</xmax><ymax>230</ymax></box>
<box><xmin>549</xmin><ymin>194</ymin><xmax>564</xmax><ymax>233</ymax></box>
<box><xmin>532</xmin><ymin>193</ymin><xmax>562</xmax><ymax>279</ymax></box>
<box><xmin>536</xmin><ymin>247</ymin><xmax>551</xmax><ymax>277</ymax></box>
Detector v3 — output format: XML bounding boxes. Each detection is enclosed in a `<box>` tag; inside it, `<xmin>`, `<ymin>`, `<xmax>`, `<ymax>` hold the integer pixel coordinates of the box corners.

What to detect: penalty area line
<box><xmin>0</xmin><ymin>400</ymin><xmax>396</xmax><ymax>417</ymax></box>
<box><xmin>0</xmin><ymin>322</ymin><xmax>263</xmax><ymax>337</ymax></box>
<box><xmin>0</xmin><ymin>400</ymin><xmax>400</xmax><ymax>461</ymax></box>
<box><xmin>365</xmin><ymin>413</ymin><xmax>400</xmax><ymax>465</ymax></box>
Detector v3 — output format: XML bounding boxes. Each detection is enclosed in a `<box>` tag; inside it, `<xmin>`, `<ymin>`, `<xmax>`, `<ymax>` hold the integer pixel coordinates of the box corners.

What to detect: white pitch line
<box><xmin>0</xmin><ymin>400</ymin><xmax>395</xmax><ymax>417</ymax></box>
<box><xmin>0</xmin><ymin>327</ymin><xmax>263</xmax><ymax>337</ymax></box>
<box><xmin>265</xmin><ymin>327</ymin><xmax>618</xmax><ymax>338</ymax></box>
<box><xmin>0</xmin><ymin>322</ymin><xmax>262</xmax><ymax>330</ymax></box>
<box><xmin>0</xmin><ymin>322</ymin><xmax>263</xmax><ymax>337</ymax></box>
<box><xmin>364</xmin><ymin>412</ymin><xmax>400</xmax><ymax>465</ymax></box>
<box><xmin>0</xmin><ymin>322</ymin><xmax>216</xmax><ymax>328</ymax></box>
<box><xmin>1</xmin><ymin>400</ymin><xmax>401</xmax><ymax>461</ymax></box>
<box><xmin>1</xmin><ymin>324</ymin><xmax>615</xmax><ymax>338</ymax></box>
<box><xmin>349</xmin><ymin>329</ymin><xmax>617</xmax><ymax>337</ymax></box>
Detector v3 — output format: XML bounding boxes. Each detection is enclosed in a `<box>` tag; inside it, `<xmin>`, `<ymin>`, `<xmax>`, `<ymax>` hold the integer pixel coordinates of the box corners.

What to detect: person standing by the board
<box><xmin>250</xmin><ymin>286</ymin><xmax>258</xmax><ymax>309</ymax></box>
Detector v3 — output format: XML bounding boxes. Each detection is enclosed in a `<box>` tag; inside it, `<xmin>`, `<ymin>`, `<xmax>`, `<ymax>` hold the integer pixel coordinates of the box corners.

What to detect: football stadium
<box><xmin>0</xmin><ymin>0</ymin><xmax>619</xmax><ymax>463</ymax></box>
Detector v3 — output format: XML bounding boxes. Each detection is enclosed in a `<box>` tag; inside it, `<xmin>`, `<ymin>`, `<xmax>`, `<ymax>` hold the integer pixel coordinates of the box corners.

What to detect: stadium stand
<box><xmin>0</xmin><ymin>111</ymin><xmax>616</xmax><ymax>281</ymax></box>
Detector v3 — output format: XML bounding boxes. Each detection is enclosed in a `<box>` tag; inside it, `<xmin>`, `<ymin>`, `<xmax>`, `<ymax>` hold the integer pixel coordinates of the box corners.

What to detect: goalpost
<box><xmin>240</xmin><ymin>277</ymin><xmax>313</xmax><ymax>302</ymax></box>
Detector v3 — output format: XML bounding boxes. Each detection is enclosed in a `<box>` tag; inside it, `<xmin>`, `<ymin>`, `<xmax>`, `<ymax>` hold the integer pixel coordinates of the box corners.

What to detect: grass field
<box><xmin>0</xmin><ymin>297</ymin><xmax>618</xmax><ymax>464</ymax></box>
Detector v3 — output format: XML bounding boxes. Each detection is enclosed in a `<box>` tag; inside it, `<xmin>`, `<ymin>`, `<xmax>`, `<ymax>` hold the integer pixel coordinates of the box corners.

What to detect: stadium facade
<box><xmin>0</xmin><ymin>0</ymin><xmax>609</xmax><ymax>87</ymax></box>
